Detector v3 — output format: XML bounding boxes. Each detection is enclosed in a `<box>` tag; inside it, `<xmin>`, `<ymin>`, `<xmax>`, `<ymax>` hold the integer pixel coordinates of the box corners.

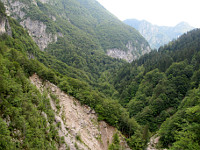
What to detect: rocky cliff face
<box><xmin>146</xmin><ymin>135</ymin><xmax>167</xmax><ymax>150</ymax></box>
<box><xmin>40</xmin><ymin>0</ymin><xmax>49</xmax><ymax>3</ymax></box>
<box><xmin>20</xmin><ymin>17</ymin><xmax>58</xmax><ymax>50</ymax></box>
<box><xmin>107</xmin><ymin>41</ymin><xmax>151</xmax><ymax>62</ymax></box>
<box><xmin>2</xmin><ymin>0</ymin><xmax>60</xmax><ymax>51</ymax></box>
<box><xmin>124</xmin><ymin>19</ymin><xmax>195</xmax><ymax>49</ymax></box>
<box><xmin>2</xmin><ymin>0</ymin><xmax>151</xmax><ymax>61</ymax></box>
<box><xmin>30</xmin><ymin>74</ymin><xmax>130</xmax><ymax>150</ymax></box>
<box><xmin>0</xmin><ymin>15</ymin><xmax>11</xmax><ymax>35</ymax></box>
<box><xmin>0</xmin><ymin>16</ymin><xmax>6</xmax><ymax>34</ymax></box>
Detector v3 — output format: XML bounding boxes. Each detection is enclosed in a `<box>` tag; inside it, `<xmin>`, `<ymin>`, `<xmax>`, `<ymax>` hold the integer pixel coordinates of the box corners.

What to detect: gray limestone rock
<box><xmin>0</xmin><ymin>17</ymin><xmax>12</xmax><ymax>36</ymax></box>
<box><xmin>107</xmin><ymin>41</ymin><xmax>151</xmax><ymax>62</ymax></box>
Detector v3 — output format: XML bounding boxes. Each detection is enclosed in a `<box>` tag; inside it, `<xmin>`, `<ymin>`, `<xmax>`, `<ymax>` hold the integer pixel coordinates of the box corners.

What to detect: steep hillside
<box><xmin>124</xmin><ymin>19</ymin><xmax>195</xmax><ymax>49</ymax></box>
<box><xmin>1</xmin><ymin>0</ymin><xmax>127</xmax><ymax>99</ymax></box>
<box><xmin>2</xmin><ymin>1</ymin><xmax>200</xmax><ymax>149</ymax></box>
<box><xmin>0</xmin><ymin>49</ymin><xmax>130</xmax><ymax>149</ymax></box>
<box><xmin>2</xmin><ymin>0</ymin><xmax>150</xmax><ymax>62</ymax></box>
<box><xmin>111</xmin><ymin>28</ymin><xmax>200</xmax><ymax>149</ymax></box>
<box><xmin>0</xmin><ymin>2</ymin><xmax>147</xmax><ymax>149</ymax></box>
<box><xmin>30</xmin><ymin>73</ymin><xmax>130</xmax><ymax>150</ymax></box>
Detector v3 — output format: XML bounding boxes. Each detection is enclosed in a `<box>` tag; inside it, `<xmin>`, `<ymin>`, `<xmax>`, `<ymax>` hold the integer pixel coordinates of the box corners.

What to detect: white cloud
<box><xmin>97</xmin><ymin>0</ymin><xmax>200</xmax><ymax>28</ymax></box>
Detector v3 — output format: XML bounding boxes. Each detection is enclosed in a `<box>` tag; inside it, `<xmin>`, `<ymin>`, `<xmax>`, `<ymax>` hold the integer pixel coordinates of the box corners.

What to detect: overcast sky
<box><xmin>96</xmin><ymin>0</ymin><xmax>200</xmax><ymax>28</ymax></box>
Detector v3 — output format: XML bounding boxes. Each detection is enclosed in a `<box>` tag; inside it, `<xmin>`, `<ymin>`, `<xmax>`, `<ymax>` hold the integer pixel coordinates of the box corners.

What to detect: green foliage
<box><xmin>0</xmin><ymin>12</ymin><xmax>144</xmax><ymax>149</ymax></box>
<box><xmin>75</xmin><ymin>134</ymin><xmax>83</xmax><ymax>143</ymax></box>
<box><xmin>50</xmin><ymin>93</ymin><xmax>60</xmax><ymax>111</ymax></box>
<box><xmin>12</xmin><ymin>0</ymin><xmax>149</xmax><ymax>89</ymax></box>
<box><xmin>2</xmin><ymin>0</ymin><xmax>200</xmax><ymax>149</ymax></box>
<box><xmin>48</xmin><ymin>0</ymin><xmax>148</xmax><ymax>50</ymax></box>
<box><xmin>0</xmin><ymin>118</ymin><xmax>14</xmax><ymax>150</ymax></box>
<box><xmin>127</xmin><ymin>130</ymin><xmax>146</xmax><ymax>150</ymax></box>
<box><xmin>136</xmin><ymin>28</ymin><xmax>200</xmax><ymax>73</ymax></box>
<box><xmin>108</xmin><ymin>28</ymin><xmax>200</xmax><ymax>149</ymax></box>
<box><xmin>74</xmin><ymin>142</ymin><xmax>79</xmax><ymax>150</ymax></box>
<box><xmin>108</xmin><ymin>133</ymin><xmax>120</xmax><ymax>150</ymax></box>
<box><xmin>47</xmin><ymin>37</ymin><xmax>125</xmax><ymax>84</ymax></box>
<box><xmin>159</xmin><ymin>87</ymin><xmax>200</xmax><ymax>149</ymax></box>
<box><xmin>0</xmin><ymin>1</ymin><xmax>6</xmax><ymax>16</ymax></box>
<box><xmin>0</xmin><ymin>49</ymin><xmax>60</xmax><ymax>149</ymax></box>
<box><xmin>112</xmin><ymin>29</ymin><xmax>200</xmax><ymax>132</ymax></box>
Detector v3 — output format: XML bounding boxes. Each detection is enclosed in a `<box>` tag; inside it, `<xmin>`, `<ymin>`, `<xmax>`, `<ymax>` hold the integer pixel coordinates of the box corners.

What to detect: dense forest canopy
<box><xmin>0</xmin><ymin>2</ymin><xmax>146</xmax><ymax>149</ymax></box>
<box><xmin>111</xmin><ymin>28</ymin><xmax>200</xmax><ymax>149</ymax></box>
<box><xmin>1</xmin><ymin>0</ymin><xmax>200</xmax><ymax>149</ymax></box>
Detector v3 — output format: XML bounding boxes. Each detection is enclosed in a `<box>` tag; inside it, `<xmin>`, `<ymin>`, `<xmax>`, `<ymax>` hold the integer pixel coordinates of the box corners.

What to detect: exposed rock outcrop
<box><xmin>2</xmin><ymin>0</ymin><xmax>61</xmax><ymax>51</ymax></box>
<box><xmin>146</xmin><ymin>135</ymin><xmax>167</xmax><ymax>150</ymax></box>
<box><xmin>40</xmin><ymin>0</ymin><xmax>50</xmax><ymax>4</ymax></box>
<box><xmin>0</xmin><ymin>16</ymin><xmax>12</xmax><ymax>36</ymax></box>
<box><xmin>107</xmin><ymin>41</ymin><xmax>151</xmax><ymax>62</ymax></box>
<box><xmin>0</xmin><ymin>17</ymin><xmax>6</xmax><ymax>34</ymax></box>
<box><xmin>2</xmin><ymin>0</ymin><xmax>151</xmax><ymax>58</ymax></box>
<box><xmin>20</xmin><ymin>17</ymin><xmax>58</xmax><ymax>50</ymax></box>
<box><xmin>1</xmin><ymin>0</ymin><xmax>26</xmax><ymax>19</ymax></box>
<box><xmin>30</xmin><ymin>74</ymin><xmax>130</xmax><ymax>150</ymax></box>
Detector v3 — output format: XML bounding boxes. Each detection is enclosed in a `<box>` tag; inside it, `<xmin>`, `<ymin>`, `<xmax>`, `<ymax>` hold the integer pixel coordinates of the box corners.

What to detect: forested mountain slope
<box><xmin>1</xmin><ymin>0</ymin><xmax>150</xmax><ymax>118</ymax></box>
<box><xmin>0</xmin><ymin>2</ymin><xmax>147</xmax><ymax>149</ymax></box>
<box><xmin>112</xmin><ymin>28</ymin><xmax>200</xmax><ymax>149</ymax></box>
<box><xmin>2</xmin><ymin>0</ymin><xmax>150</xmax><ymax>63</ymax></box>
<box><xmin>1</xmin><ymin>0</ymin><xmax>200</xmax><ymax>149</ymax></box>
<box><xmin>2</xmin><ymin>0</ymin><xmax>130</xmax><ymax>98</ymax></box>
<box><xmin>124</xmin><ymin>19</ymin><xmax>194</xmax><ymax>49</ymax></box>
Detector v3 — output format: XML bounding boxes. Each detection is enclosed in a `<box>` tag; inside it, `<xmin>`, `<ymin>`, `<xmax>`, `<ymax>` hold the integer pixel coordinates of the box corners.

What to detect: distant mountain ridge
<box><xmin>124</xmin><ymin>19</ymin><xmax>195</xmax><ymax>49</ymax></box>
<box><xmin>1</xmin><ymin>0</ymin><xmax>200</xmax><ymax>149</ymax></box>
